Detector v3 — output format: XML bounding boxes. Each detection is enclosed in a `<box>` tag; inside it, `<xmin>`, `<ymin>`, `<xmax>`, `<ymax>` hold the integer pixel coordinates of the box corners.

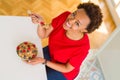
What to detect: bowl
<box><xmin>16</xmin><ymin>41</ymin><xmax>38</xmax><ymax>61</ymax></box>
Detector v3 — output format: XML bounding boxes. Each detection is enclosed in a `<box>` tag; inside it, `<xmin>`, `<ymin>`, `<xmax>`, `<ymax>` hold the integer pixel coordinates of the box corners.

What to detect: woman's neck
<box><xmin>66</xmin><ymin>31</ymin><xmax>84</xmax><ymax>40</ymax></box>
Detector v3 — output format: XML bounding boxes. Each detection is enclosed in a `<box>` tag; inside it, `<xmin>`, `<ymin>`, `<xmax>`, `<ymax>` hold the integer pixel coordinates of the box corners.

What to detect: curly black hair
<box><xmin>77</xmin><ymin>3</ymin><xmax>103</xmax><ymax>33</ymax></box>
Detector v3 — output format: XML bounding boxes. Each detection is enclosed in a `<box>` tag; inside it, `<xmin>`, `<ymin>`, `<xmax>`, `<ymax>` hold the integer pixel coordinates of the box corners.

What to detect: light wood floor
<box><xmin>0</xmin><ymin>0</ymin><xmax>116</xmax><ymax>49</ymax></box>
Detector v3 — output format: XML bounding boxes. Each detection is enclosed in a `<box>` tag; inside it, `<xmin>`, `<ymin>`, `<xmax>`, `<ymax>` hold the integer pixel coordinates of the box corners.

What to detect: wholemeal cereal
<box><xmin>16</xmin><ymin>41</ymin><xmax>38</xmax><ymax>61</ymax></box>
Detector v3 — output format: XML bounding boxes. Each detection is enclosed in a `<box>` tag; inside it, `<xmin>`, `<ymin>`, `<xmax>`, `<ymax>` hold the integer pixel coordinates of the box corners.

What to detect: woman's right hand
<box><xmin>29</xmin><ymin>13</ymin><xmax>44</xmax><ymax>24</ymax></box>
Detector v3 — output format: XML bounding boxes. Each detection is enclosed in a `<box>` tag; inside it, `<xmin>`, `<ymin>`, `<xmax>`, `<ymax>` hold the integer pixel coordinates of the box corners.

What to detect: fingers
<box><xmin>23</xmin><ymin>57</ymin><xmax>44</xmax><ymax>65</ymax></box>
<box><xmin>29</xmin><ymin>13</ymin><xmax>44</xmax><ymax>24</ymax></box>
<box><xmin>31</xmin><ymin>16</ymin><xmax>40</xmax><ymax>24</ymax></box>
<box><xmin>24</xmin><ymin>60</ymin><xmax>38</xmax><ymax>65</ymax></box>
<box><xmin>27</xmin><ymin>60</ymin><xmax>38</xmax><ymax>65</ymax></box>
<box><xmin>30</xmin><ymin>14</ymin><xmax>40</xmax><ymax>24</ymax></box>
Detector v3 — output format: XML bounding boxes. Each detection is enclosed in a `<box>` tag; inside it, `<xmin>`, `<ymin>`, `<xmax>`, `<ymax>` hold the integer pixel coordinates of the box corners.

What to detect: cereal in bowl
<box><xmin>16</xmin><ymin>41</ymin><xmax>38</xmax><ymax>61</ymax></box>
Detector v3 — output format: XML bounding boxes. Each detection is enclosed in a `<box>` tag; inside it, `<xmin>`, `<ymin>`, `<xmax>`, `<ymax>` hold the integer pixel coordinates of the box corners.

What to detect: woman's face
<box><xmin>63</xmin><ymin>9</ymin><xmax>90</xmax><ymax>33</ymax></box>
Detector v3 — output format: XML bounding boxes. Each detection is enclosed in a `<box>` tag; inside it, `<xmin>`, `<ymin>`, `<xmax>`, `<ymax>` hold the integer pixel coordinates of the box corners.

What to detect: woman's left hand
<box><xmin>25</xmin><ymin>57</ymin><xmax>45</xmax><ymax>65</ymax></box>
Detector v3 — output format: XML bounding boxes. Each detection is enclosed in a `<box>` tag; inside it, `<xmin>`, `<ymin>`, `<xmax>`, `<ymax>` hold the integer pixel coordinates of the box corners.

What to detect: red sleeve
<box><xmin>69</xmin><ymin>49</ymin><xmax>89</xmax><ymax>69</ymax></box>
<box><xmin>51</xmin><ymin>11</ymin><xmax>71</xmax><ymax>29</ymax></box>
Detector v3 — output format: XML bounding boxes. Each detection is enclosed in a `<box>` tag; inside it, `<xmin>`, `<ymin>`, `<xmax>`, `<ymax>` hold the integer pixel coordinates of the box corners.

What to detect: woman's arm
<box><xmin>37</xmin><ymin>24</ymin><xmax>53</xmax><ymax>39</ymax></box>
<box><xmin>30</xmin><ymin>13</ymin><xmax>53</xmax><ymax>39</ymax></box>
<box><xmin>27</xmin><ymin>57</ymin><xmax>74</xmax><ymax>73</ymax></box>
<box><xmin>46</xmin><ymin>59</ymin><xmax>74</xmax><ymax>73</ymax></box>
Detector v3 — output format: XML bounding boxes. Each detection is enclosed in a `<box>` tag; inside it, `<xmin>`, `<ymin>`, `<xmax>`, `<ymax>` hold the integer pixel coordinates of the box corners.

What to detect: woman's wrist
<box><xmin>42</xmin><ymin>59</ymin><xmax>48</xmax><ymax>65</ymax></box>
<box><xmin>37</xmin><ymin>21</ymin><xmax>45</xmax><ymax>29</ymax></box>
<box><xmin>39</xmin><ymin>21</ymin><xmax>45</xmax><ymax>26</ymax></box>
<box><xmin>38</xmin><ymin>21</ymin><xmax>50</xmax><ymax>29</ymax></box>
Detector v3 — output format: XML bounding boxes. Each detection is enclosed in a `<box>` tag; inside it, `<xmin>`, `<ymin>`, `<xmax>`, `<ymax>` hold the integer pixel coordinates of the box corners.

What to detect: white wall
<box><xmin>97</xmin><ymin>26</ymin><xmax>120</xmax><ymax>80</ymax></box>
<box><xmin>97</xmin><ymin>1</ymin><xmax>120</xmax><ymax>80</ymax></box>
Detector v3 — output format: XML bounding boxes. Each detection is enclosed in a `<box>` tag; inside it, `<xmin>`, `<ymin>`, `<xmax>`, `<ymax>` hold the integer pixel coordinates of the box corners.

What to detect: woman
<box><xmin>27</xmin><ymin>2</ymin><xmax>103</xmax><ymax>80</ymax></box>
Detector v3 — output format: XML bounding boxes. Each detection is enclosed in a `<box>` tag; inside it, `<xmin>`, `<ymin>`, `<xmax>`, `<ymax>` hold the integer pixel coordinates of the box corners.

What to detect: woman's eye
<box><xmin>72</xmin><ymin>12</ymin><xmax>76</xmax><ymax>17</ymax></box>
<box><xmin>75</xmin><ymin>22</ymin><xmax>79</xmax><ymax>26</ymax></box>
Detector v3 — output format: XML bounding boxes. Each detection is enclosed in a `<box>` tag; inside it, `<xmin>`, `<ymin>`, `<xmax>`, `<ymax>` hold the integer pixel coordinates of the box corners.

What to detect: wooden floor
<box><xmin>0</xmin><ymin>0</ymin><xmax>116</xmax><ymax>49</ymax></box>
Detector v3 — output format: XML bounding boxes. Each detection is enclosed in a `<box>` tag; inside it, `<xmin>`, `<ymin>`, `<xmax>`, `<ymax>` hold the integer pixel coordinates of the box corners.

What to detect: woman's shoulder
<box><xmin>51</xmin><ymin>11</ymin><xmax>71</xmax><ymax>29</ymax></box>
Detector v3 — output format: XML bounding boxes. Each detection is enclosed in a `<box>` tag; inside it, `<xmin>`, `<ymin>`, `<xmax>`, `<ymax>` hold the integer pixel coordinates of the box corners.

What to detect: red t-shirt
<box><xmin>49</xmin><ymin>11</ymin><xmax>90</xmax><ymax>80</ymax></box>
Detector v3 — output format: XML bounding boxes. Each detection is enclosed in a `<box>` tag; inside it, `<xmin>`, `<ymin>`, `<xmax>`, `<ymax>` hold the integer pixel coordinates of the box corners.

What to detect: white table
<box><xmin>0</xmin><ymin>16</ymin><xmax>47</xmax><ymax>80</ymax></box>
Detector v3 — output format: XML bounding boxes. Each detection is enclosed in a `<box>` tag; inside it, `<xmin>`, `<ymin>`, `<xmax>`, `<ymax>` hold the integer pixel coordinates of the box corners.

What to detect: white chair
<box><xmin>74</xmin><ymin>49</ymin><xmax>97</xmax><ymax>80</ymax></box>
